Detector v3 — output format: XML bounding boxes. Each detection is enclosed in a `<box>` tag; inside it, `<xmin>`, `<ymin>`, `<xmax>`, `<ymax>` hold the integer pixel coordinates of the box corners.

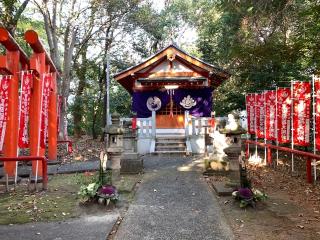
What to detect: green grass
<box><xmin>0</xmin><ymin>172</ymin><xmax>142</xmax><ymax>225</ymax></box>
<box><xmin>114</xmin><ymin>174</ymin><xmax>142</xmax><ymax>193</ymax></box>
<box><xmin>0</xmin><ymin>173</ymin><xmax>97</xmax><ymax>225</ymax></box>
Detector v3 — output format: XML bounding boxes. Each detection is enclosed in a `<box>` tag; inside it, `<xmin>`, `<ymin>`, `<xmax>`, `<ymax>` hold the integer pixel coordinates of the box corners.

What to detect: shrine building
<box><xmin>114</xmin><ymin>44</ymin><xmax>230</xmax><ymax>154</ymax></box>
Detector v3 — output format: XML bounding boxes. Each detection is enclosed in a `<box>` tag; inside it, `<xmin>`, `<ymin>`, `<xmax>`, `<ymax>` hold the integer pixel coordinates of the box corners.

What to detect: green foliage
<box><xmin>12</xmin><ymin>0</ymin><xmax>320</xmax><ymax>137</ymax></box>
<box><xmin>178</xmin><ymin>0</ymin><xmax>320</xmax><ymax>116</ymax></box>
<box><xmin>78</xmin><ymin>182</ymin><xmax>101</xmax><ymax>202</ymax></box>
<box><xmin>232</xmin><ymin>188</ymin><xmax>268</xmax><ymax>208</ymax></box>
<box><xmin>0</xmin><ymin>0</ymin><xmax>30</xmax><ymax>35</ymax></box>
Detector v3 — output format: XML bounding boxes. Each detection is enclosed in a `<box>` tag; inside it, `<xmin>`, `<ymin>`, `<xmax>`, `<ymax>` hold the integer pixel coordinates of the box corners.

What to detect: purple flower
<box><xmin>99</xmin><ymin>185</ymin><xmax>116</xmax><ymax>195</ymax></box>
<box><xmin>238</xmin><ymin>188</ymin><xmax>253</xmax><ymax>200</ymax></box>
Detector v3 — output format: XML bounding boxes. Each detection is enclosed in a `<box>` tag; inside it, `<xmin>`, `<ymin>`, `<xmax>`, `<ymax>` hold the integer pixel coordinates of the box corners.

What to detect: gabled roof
<box><xmin>114</xmin><ymin>44</ymin><xmax>230</xmax><ymax>93</ymax></box>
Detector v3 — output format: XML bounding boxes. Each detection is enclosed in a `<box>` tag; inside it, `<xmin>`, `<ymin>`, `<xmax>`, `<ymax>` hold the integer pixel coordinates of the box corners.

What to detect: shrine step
<box><xmin>153</xmin><ymin>150</ymin><xmax>187</xmax><ymax>156</ymax></box>
<box><xmin>156</xmin><ymin>143</ymin><xmax>186</xmax><ymax>147</ymax></box>
<box><xmin>154</xmin><ymin>136</ymin><xmax>187</xmax><ymax>155</ymax></box>
<box><xmin>155</xmin><ymin>146</ymin><xmax>186</xmax><ymax>151</ymax></box>
<box><xmin>156</xmin><ymin>140</ymin><xmax>186</xmax><ymax>145</ymax></box>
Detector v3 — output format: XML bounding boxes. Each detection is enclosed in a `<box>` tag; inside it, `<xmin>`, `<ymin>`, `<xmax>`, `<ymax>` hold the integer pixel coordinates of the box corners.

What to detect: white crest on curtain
<box><xmin>146</xmin><ymin>96</ymin><xmax>161</xmax><ymax>111</ymax></box>
<box><xmin>180</xmin><ymin>95</ymin><xmax>196</xmax><ymax>109</ymax></box>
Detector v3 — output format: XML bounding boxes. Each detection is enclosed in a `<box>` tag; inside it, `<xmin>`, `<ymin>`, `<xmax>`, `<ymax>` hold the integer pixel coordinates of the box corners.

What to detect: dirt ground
<box><xmin>57</xmin><ymin>135</ymin><xmax>105</xmax><ymax>163</ymax></box>
<box><xmin>209</xmin><ymin>161</ymin><xmax>320</xmax><ymax>240</ymax></box>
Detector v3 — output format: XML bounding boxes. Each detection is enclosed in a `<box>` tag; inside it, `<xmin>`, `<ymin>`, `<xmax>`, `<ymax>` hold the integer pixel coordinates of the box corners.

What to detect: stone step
<box><xmin>156</xmin><ymin>138</ymin><xmax>186</xmax><ymax>143</ymax></box>
<box><xmin>155</xmin><ymin>147</ymin><xmax>186</xmax><ymax>152</ymax></box>
<box><xmin>156</xmin><ymin>135</ymin><xmax>186</xmax><ymax>140</ymax></box>
<box><xmin>153</xmin><ymin>150</ymin><xmax>187</xmax><ymax>155</ymax></box>
<box><xmin>156</xmin><ymin>142</ymin><xmax>186</xmax><ymax>147</ymax></box>
<box><xmin>156</xmin><ymin>144</ymin><xmax>186</xmax><ymax>149</ymax></box>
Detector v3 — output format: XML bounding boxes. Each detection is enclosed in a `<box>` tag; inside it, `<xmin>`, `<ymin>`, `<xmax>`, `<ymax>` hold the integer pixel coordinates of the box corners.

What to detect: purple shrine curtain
<box><xmin>132</xmin><ymin>88</ymin><xmax>212</xmax><ymax>118</ymax></box>
<box><xmin>132</xmin><ymin>90</ymin><xmax>169</xmax><ymax>118</ymax></box>
<box><xmin>173</xmin><ymin>88</ymin><xmax>212</xmax><ymax>117</ymax></box>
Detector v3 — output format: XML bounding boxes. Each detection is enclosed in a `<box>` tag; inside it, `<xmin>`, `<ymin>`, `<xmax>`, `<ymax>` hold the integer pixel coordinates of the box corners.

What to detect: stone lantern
<box><xmin>208</xmin><ymin>111</ymin><xmax>246</xmax><ymax>187</ymax></box>
<box><xmin>120</xmin><ymin>119</ymin><xmax>143</xmax><ymax>174</ymax></box>
<box><xmin>105</xmin><ymin>113</ymin><xmax>124</xmax><ymax>182</ymax></box>
<box><xmin>220</xmin><ymin>112</ymin><xmax>246</xmax><ymax>187</ymax></box>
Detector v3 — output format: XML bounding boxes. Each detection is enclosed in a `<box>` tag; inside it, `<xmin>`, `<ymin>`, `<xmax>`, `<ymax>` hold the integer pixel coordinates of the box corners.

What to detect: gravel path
<box><xmin>114</xmin><ymin>155</ymin><xmax>234</xmax><ymax>240</ymax></box>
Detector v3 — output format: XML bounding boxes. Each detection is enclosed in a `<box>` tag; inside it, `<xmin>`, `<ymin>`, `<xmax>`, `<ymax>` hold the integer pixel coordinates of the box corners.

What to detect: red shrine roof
<box><xmin>114</xmin><ymin>44</ymin><xmax>230</xmax><ymax>93</ymax></box>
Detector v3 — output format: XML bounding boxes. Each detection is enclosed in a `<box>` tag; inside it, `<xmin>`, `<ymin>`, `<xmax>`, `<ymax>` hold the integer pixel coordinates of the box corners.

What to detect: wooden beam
<box><xmin>25</xmin><ymin>30</ymin><xmax>59</xmax><ymax>75</ymax></box>
<box><xmin>115</xmin><ymin>50</ymin><xmax>169</xmax><ymax>81</ymax></box>
<box><xmin>0</xmin><ymin>27</ymin><xmax>29</xmax><ymax>67</ymax></box>
<box><xmin>115</xmin><ymin>46</ymin><xmax>229</xmax><ymax>81</ymax></box>
<box><xmin>132</xmin><ymin>85</ymin><xmax>207</xmax><ymax>92</ymax></box>
<box><xmin>175</xmin><ymin>56</ymin><xmax>210</xmax><ymax>78</ymax></box>
<box><xmin>135</xmin><ymin>71</ymin><xmax>203</xmax><ymax>78</ymax></box>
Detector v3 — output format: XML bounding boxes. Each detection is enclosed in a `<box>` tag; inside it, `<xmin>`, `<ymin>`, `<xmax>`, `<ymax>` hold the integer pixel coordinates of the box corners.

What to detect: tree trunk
<box><xmin>59</xmin><ymin>23</ymin><xmax>77</xmax><ymax>138</ymax></box>
<box><xmin>99</xmin><ymin>63</ymin><xmax>106</xmax><ymax>142</ymax></box>
<box><xmin>73</xmin><ymin>47</ymin><xmax>88</xmax><ymax>137</ymax></box>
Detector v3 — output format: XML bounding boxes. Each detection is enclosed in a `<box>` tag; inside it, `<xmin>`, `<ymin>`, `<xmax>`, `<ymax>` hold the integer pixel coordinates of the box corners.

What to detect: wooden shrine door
<box><xmin>156</xmin><ymin>101</ymin><xmax>185</xmax><ymax>128</ymax></box>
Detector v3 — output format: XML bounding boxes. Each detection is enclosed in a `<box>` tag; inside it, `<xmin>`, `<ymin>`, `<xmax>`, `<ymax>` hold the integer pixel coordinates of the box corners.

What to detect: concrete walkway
<box><xmin>0</xmin><ymin>213</ymin><xmax>119</xmax><ymax>240</ymax></box>
<box><xmin>114</xmin><ymin>156</ymin><xmax>234</xmax><ymax>240</ymax></box>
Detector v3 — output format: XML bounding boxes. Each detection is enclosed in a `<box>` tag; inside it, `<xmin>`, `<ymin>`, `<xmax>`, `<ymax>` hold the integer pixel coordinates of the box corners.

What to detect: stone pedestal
<box><xmin>120</xmin><ymin>120</ymin><xmax>143</xmax><ymax>174</ymax></box>
<box><xmin>223</xmin><ymin>133</ymin><xmax>242</xmax><ymax>187</ymax></box>
<box><xmin>121</xmin><ymin>152</ymin><xmax>142</xmax><ymax>174</ymax></box>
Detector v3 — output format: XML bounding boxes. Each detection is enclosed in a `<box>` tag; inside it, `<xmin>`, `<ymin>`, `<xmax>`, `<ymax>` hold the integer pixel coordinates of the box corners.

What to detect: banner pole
<box><xmin>291</xmin><ymin>81</ymin><xmax>294</xmax><ymax>172</ymax></box>
<box><xmin>276</xmin><ymin>87</ymin><xmax>279</xmax><ymax>166</ymax></box>
<box><xmin>255</xmin><ymin>93</ymin><xmax>258</xmax><ymax>157</ymax></box>
<box><xmin>312</xmin><ymin>75</ymin><xmax>317</xmax><ymax>182</ymax></box>
<box><xmin>245</xmin><ymin>94</ymin><xmax>250</xmax><ymax>157</ymax></box>
<box><xmin>264</xmin><ymin>91</ymin><xmax>267</xmax><ymax>165</ymax></box>
<box><xmin>35</xmin><ymin>73</ymin><xmax>45</xmax><ymax>186</ymax></box>
<box><xmin>15</xmin><ymin>71</ymin><xmax>25</xmax><ymax>186</ymax></box>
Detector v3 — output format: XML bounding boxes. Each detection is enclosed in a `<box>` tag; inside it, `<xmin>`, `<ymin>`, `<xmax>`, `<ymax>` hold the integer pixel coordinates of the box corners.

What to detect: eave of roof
<box><xmin>114</xmin><ymin>43</ymin><xmax>230</xmax><ymax>80</ymax></box>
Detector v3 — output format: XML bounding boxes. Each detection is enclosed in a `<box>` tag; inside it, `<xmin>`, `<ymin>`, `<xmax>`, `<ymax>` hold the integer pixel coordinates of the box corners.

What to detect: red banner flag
<box><xmin>314</xmin><ymin>76</ymin><xmax>320</xmax><ymax>150</ymax></box>
<box><xmin>265</xmin><ymin>91</ymin><xmax>276</xmax><ymax>140</ymax></box>
<box><xmin>18</xmin><ymin>71</ymin><xmax>33</xmax><ymax>148</ymax></box>
<box><xmin>0</xmin><ymin>75</ymin><xmax>11</xmax><ymax>151</ymax></box>
<box><xmin>255</xmin><ymin>93</ymin><xmax>265</xmax><ymax>138</ymax></box>
<box><xmin>277</xmin><ymin>88</ymin><xmax>291</xmax><ymax>143</ymax></box>
<box><xmin>40</xmin><ymin>74</ymin><xmax>51</xmax><ymax>148</ymax></box>
<box><xmin>245</xmin><ymin>94</ymin><xmax>255</xmax><ymax>134</ymax></box>
<box><xmin>293</xmin><ymin>81</ymin><xmax>311</xmax><ymax>146</ymax></box>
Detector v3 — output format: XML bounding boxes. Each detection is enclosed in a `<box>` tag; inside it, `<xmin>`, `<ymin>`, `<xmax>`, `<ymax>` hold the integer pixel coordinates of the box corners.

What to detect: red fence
<box><xmin>245</xmin><ymin>140</ymin><xmax>318</xmax><ymax>184</ymax></box>
<box><xmin>57</xmin><ymin>140</ymin><xmax>73</xmax><ymax>154</ymax></box>
<box><xmin>0</xmin><ymin>156</ymin><xmax>48</xmax><ymax>189</ymax></box>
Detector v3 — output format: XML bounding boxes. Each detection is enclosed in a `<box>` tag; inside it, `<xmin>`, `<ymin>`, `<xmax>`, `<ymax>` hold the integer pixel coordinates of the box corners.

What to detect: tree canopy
<box><xmin>1</xmin><ymin>0</ymin><xmax>319</xmax><ymax>136</ymax></box>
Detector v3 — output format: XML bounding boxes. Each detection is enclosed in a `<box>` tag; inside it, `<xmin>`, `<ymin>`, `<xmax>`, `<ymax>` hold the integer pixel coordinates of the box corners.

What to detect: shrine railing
<box><xmin>136</xmin><ymin>117</ymin><xmax>153</xmax><ymax>138</ymax></box>
<box><xmin>125</xmin><ymin>114</ymin><xmax>212</xmax><ymax>138</ymax></box>
<box><xmin>185</xmin><ymin>117</ymin><xmax>211</xmax><ymax>136</ymax></box>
